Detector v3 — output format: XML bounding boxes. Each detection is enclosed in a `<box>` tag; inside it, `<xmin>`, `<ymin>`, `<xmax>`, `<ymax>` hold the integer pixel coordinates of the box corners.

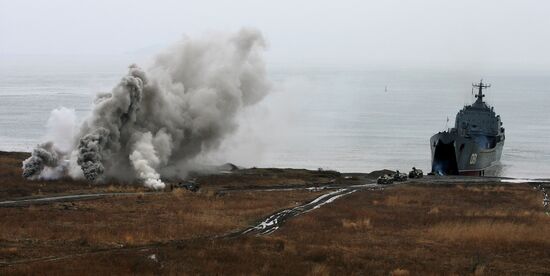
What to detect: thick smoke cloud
<box><xmin>22</xmin><ymin>29</ymin><xmax>269</xmax><ymax>189</ymax></box>
<box><xmin>22</xmin><ymin>143</ymin><xmax>59</xmax><ymax>179</ymax></box>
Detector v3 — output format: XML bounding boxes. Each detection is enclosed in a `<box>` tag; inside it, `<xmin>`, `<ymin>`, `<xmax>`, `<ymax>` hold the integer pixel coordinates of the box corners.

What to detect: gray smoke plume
<box><xmin>22</xmin><ymin>142</ymin><xmax>59</xmax><ymax>179</ymax></box>
<box><xmin>76</xmin><ymin>65</ymin><xmax>145</xmax><ymax>182</ymax></box>
<box><xmin>22</xmin><ymin>28</ymin><xmax>269</xmax><ymax>189</ymax></box>
<box><xmin>76</xmin><ymin>128</ymin><xmax>108</xmax><ymax>181</ymax></box>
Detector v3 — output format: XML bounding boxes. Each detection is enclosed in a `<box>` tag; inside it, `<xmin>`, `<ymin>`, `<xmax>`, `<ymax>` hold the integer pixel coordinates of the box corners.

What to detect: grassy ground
<box><xmin>89</xmin><ymin>183</ymin><xmax>546</xmax><ymax>275</ymax></box>
<box><xmin>271</xmin><ymin>184</ymin><xmax>550</xmax><ymax>275</ymax></box>
<box><xmin>1</xmin><ymin>151</ymin><xmax>549</xmax><ymax>274</ymax></box>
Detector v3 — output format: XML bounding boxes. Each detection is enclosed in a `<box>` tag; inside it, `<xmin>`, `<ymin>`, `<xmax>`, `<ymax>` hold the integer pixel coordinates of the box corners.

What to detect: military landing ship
<box><xmin>430</xmin><ymin>80</ymin><xmax>505</xmax><ymax>176</ymax></box>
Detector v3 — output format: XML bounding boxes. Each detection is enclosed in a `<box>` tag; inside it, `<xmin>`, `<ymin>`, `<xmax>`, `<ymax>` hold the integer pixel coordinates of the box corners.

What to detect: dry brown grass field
<box><xmin>1</xmin><ymin>151</ymin><xmax>549</xmax><ymax>275</ymax></box>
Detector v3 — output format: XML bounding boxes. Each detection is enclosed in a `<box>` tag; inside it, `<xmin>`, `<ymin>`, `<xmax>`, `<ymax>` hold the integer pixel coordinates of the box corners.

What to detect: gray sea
<box><xmin>1</xmin><ymin>65</ymin><xmax>549</xmax><ymax>178</ymax></box>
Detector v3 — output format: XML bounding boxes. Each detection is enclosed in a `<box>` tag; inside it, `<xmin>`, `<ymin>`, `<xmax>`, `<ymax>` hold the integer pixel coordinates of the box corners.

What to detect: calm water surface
<box><xmin>1</xmin><ymin>66</ymin><xmax>549</xmax><ymax>178</ymax></box>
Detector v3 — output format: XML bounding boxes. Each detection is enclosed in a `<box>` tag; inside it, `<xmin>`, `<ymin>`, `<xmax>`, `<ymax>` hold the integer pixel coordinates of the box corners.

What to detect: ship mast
<box><xmin>472</xmin><ymin>79</ymin><xmax>490</xmax><ymax>103</ymax></box>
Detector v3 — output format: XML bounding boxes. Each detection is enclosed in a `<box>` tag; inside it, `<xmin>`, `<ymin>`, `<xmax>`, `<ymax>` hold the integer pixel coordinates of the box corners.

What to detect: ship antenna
<box><xmin>472</xmin><ymin>79</ymin><xmax>490</xmax><ymax>103</ymax></box>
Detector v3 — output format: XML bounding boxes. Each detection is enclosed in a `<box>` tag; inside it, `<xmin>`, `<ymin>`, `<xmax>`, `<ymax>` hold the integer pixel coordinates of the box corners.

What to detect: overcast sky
<box><xmin>1</xmin><ymin>0</ymin><xmax>549</xmax><ymax>71</ymax></box>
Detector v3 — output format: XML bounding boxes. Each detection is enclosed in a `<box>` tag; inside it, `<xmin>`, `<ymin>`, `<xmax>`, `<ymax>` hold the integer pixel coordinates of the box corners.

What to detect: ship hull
<box><xmin>430</xmin><ymin>132</ymin><xmax>504</xmax><ymax>176</ymax></box>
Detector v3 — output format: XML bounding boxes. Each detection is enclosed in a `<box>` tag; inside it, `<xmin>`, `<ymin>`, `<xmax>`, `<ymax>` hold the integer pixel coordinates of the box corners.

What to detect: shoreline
<box><xmin>4</xmin><ymin>150</ymin><xmax>548</xmax><ymax>187</ymax></box>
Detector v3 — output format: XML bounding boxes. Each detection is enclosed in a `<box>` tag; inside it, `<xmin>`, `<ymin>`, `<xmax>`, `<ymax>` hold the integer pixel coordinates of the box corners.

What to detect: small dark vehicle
<box><xmin>377</xmin><ymin>174</ymin><xmax>394</xmax><ymax>185</ymax></box>
<box><xmin>392</xmin><ymin>170</ymin><xmax>408</xmax><ymax>182</ymax></box>
<box><xmin>408</xmin><ymin>167</ymin><xmax>424</xmax><ymax>179</ymax></box>
<box><xmin>176</xmin><ymin>180</ymin><xmax>200</xmax><ymax>192</ymax></box>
